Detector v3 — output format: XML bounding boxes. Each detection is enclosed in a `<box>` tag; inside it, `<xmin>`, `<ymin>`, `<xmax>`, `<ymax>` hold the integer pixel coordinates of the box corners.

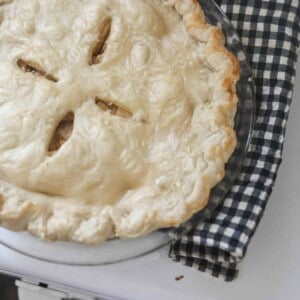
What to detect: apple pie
<box><xmin>0</xmin><ymin>0</ymin><xmax>239</xmax><ymax>243</ymax></box>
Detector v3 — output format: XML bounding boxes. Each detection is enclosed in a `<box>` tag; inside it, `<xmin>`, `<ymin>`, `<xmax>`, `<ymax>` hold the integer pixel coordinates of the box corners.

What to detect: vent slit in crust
<box><xmin>0</xmin><ymin>194</ymin><xmax>3</xmax><ymax>210</ymax></box>
<box><xmin>0</xmin><ymin>0</ymin><xmax>13</xmax><ymax>6</ymax></box>
<box><xmin>89</xmin><ymin>17</ymin><xmax>112</xmax><ymax>65</ymax></box>
<box><xmin>17</xmin><ymin>59</ymin><xmax>58</xmax><ymax>82</ymax></box>
<box><xmin>48</xmin><ymin>112</ymin><xmax>74</xmax><ymax>155</ymax></box>
<box><xmin>95</xmin><ymin>98</ymin><xmax>133</xmax><ymax>119</ymax></box>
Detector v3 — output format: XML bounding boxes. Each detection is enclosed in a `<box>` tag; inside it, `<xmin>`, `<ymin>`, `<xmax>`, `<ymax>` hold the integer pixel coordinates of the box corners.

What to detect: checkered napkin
<box><xmin>169</xmin><ymin>0</ymin><xmax>300</xmax><ymax>281</ymax></box>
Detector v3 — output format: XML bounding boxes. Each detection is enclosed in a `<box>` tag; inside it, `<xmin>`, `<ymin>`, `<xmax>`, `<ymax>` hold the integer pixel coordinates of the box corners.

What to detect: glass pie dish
<box><xmin>0</xmin><ymin>0</ymin><xmax>255</xmax><ymax>265</ymax></box>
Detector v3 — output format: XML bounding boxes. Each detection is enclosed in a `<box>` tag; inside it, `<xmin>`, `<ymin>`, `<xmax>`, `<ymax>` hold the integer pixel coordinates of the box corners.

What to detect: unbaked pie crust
<box><xmin>0</xmin><ymin>0</ymin><xmax>239</xmax><ymax>243</ymax></box>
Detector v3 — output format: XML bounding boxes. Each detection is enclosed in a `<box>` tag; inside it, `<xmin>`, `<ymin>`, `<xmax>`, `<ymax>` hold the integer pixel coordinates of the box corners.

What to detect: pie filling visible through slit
<box><xmin>0</xmin><ymin>0</ymin><xmax>239</xmax><ymax>243</ymax></box>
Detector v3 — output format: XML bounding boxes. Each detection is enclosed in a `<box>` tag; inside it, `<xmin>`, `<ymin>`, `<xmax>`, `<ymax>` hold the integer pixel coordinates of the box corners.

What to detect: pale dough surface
<box><xmin>0</xmin><ymin>0</ymin><xmax>239</xmax><ymax>243</ymax></box>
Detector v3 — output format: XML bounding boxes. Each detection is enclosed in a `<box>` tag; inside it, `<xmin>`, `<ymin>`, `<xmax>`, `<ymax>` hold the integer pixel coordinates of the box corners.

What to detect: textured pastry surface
<box><xmin>0</xmin><ymin>0</ymin><xmax>239</xmax><ymax>243</ymax></box>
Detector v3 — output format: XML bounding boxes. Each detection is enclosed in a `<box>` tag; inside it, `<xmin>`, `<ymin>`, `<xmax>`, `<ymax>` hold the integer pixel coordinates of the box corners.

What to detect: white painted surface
<box><xmin>16</xmin><ymin>281</ymin><xmax>67</xmax><ymax>300</ymax></box>
<box><xmin>0</xmin><ymin>64</ymin><xmax>299</xmax><ymax>300</ymax></box>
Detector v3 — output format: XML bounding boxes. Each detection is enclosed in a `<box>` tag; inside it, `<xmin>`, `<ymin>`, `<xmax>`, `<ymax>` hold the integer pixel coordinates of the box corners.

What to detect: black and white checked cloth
<box><xmin>169</xmin><ymin>0</ymin><xmax>300</xmax><ymax>281</ymax></box>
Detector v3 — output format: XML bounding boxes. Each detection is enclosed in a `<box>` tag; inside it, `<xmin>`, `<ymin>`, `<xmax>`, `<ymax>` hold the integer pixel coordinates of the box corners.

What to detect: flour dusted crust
<box><xmin>0</xmin><ymin>0</ymin><xmax>239</xmax><ymax>243</ymax></box>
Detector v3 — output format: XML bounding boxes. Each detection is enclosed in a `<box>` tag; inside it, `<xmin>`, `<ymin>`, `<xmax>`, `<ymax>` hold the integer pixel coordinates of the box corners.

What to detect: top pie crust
<box><xmin>0</xmin><ymin>0</ymin><xmax>239</xmax><ymax>243</ymax></box>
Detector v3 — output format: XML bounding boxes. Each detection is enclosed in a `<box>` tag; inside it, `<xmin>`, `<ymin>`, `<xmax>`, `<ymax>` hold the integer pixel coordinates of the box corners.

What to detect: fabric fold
<box><xmin>169</xmin><ymin>0</ymin><xmax>300</xmax><ymax>281</ymax></box>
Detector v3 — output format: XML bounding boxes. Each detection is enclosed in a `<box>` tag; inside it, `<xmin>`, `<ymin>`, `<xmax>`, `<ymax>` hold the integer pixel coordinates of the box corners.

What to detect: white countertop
<box><xmin>0</xmin><ymin>62</ymin><xmax>299</xmax><ymax>300</ymax></box>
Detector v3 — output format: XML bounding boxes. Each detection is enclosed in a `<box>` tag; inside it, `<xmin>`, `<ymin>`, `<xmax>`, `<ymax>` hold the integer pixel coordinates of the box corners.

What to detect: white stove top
<box><xmin>0</xmin><ymin>63</ymin><xmax>299</xmax><ymax>300</ymax></box>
